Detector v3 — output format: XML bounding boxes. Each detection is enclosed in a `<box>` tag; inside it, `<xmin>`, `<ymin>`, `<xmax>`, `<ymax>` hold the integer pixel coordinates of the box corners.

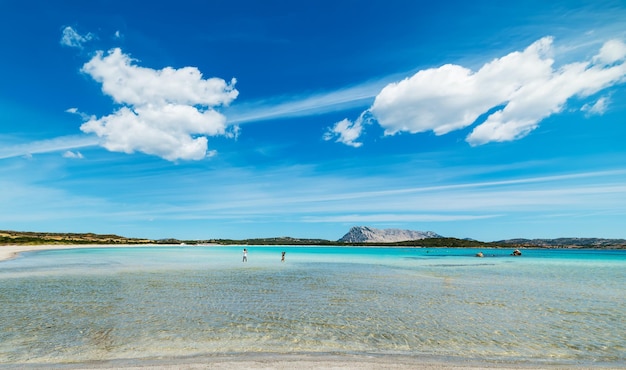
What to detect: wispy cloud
<box><xmin>302</xmin><ymin>214</ymin><xmax>499</xmax><ymax>223</ymax></box>
<box><xmin>4</xmin><ymin>151</ymin><xmax>625</xmax><ymax>238</ymax></box>
<box><xmin>113</xmin><ymin>167</ymin><xmax>626</xmax><ymax>223</ymax></box>
<box><xmin>0</xmin><ymin>135</ymin><xmax>98</xmax><ymax>159</ymax></box>
<box><xmin>60</xmin><ymin>26</ymin><xmax>94</xmax><ymax>49</ymax></box>
<box><xmin>62</xmin><ymin>150</ymin><xmax>84</xmax><ymax>159</ymax></box>
<box><xmin>225</xmin><ymin>77</ymin><xmax>395</xmax><ymax>124</ymax></box>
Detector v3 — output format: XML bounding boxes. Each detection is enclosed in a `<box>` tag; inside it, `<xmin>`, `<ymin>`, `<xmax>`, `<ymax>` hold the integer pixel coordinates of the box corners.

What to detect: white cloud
<box><xmin>224</xmin><ymin>124</ymin><xmax>241</xmax><ymax>140</ymax></box>
<box><xmin>581</xmin><ymin>96</ymin><xmax>610</xmax><ymax>116</ymax></box>
<box><xmin>593</xmin><ymin>39</ymin><xmax>626</xmax><ymax>64</ymax></box>
<box><xmin>82</xmin><ymin>49</ymin><xmax>238</xmax><ymax>107</ymax></box>
<box><xmin>63</xmin><ymin>151</ymin><xmax>84</xmax><ymax>159</ymax></box>
<box><xmin>324</xmin><ymin>111</ymin><xmax>371</xmax><ymax>148</ymax></box>
<box><xmin>66</xmin><ymin>107</ymin><xmax>92</xmax><ymax>121</ymax></box>
<box><xmin>467</xmin><ymin>39</ymin><xmax>626</xmax><ymax>146</ymax></box>
<box><xmin>60</xmin><ymin>26</ymin><xmax>94</xmax><ymax>49</ymax></box>
<box><xmin>334</xmin><ymin>37</ymin><xmax>626</xmax><ymax>147</ymax></box>
<box><xmin>373</xmin><ymin>37</ymin><xmax>554</xmax><ymax>137</ymax></box>
<box><xmin>79</xmin><ymin>48</ymin><xmax>238</xmax><ymax>161</ymax></box>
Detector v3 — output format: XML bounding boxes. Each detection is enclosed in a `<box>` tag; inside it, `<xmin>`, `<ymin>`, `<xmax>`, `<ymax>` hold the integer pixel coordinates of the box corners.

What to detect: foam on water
<box><xmin>0</xmin><ymin>246</ymin><xmax>624</xmax><ymax>366</ymax></box>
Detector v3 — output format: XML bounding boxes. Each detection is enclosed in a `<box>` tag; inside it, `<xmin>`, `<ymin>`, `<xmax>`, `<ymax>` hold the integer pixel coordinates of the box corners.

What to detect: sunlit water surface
<box><xmin>0</xmin><ymin>246</ymin><xmax>624</xmax><ymax>367</ymax></box>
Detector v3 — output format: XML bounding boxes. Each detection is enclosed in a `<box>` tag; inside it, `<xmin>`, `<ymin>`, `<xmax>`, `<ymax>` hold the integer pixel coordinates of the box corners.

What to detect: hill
<box><xmin>338</xmin><ymin>226</ymin><xmax>441</xmax><ymax>243</ymax></box>
<box><xmin>0</xmin><ymin>230</ymin><xmax>153</xmax><ymax>245</ymax></box>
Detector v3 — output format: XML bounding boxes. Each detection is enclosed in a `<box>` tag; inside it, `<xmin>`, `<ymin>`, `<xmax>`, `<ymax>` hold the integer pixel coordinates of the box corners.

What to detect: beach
<box><xmin>0</xmin><ymin>244</ymin><xmax>76</xmax><ymax>262</ymax></box>
<box><xmin>1</xmin><ymin>245</ymin><xmax>624</xmax><ymax>369</ymax></box>
<box><xmin>0</xmin><ymin>244</ymin><xmax>156</xmax><ymax>263</ymax></box>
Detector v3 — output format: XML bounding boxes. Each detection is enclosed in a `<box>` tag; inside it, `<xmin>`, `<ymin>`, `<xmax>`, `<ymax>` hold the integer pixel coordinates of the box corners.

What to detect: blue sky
<box><xmin>1</xmin><ymin>0</ymin><xmax>626</xmax><ymax>241</ymax></box>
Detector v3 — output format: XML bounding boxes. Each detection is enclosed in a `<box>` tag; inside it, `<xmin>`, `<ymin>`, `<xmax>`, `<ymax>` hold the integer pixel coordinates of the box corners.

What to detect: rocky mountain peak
<box><xmin>338</xmin><ymin>226</ymin><xmax>441</xmax><ymax>243</ymax></box>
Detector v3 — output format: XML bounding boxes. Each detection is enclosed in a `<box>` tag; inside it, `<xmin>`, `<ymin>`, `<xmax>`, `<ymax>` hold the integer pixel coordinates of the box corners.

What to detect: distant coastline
<box><xmin>1</xmin><ymin>229</ymin><xmax>625</xmax><ymax>249</ymax></box>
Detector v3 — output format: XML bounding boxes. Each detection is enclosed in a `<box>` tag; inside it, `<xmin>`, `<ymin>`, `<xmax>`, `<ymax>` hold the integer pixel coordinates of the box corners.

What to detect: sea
<box><xmin>0</xmin><ymin>246</ymin><xmax>624</xmax><ymax>368</ymax></box>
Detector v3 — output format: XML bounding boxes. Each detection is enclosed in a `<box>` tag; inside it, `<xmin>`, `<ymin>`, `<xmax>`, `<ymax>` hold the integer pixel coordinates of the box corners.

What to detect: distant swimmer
<box><xmin>281</xmin><ymin>251</ymin><xmax>285</xmax><ymax>262</ymax></box>
<box><xmin>511</xmin><ymin>249</ymin><xmax>522</xmax><ymax>256</ymax></box>
<box><xmin>242</xmin><ymin>248</ymin><xmax>248</xmax><ymax>262</ymax></box>
<box><xmin>476</xmin><ymin>252</ymin><xmax>484</xmax><ymax>258</ymax></box>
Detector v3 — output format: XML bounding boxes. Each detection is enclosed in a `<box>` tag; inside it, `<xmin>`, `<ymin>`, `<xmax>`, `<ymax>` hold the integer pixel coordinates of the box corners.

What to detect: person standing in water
<box><xmin>242</xmin><ymin>248</ymin><xmax>248</xmax><ymax>262</ymax></box>
<box><xmin>281</xmin><ymin>251</ymin><xmax>285</xmax><ymax>262</ymax></box>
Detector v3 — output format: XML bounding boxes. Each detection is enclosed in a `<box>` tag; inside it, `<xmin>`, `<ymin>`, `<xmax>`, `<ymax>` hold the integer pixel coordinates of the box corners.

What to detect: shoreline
<box><xmin>2</xmin><ymin>243</ymin><xmax>624</xmax><ymax>263</ymax></box>
<box><xmin>0</xmin><ymin>244</ymin><xmax>161</xmax><ymax>263</ymax></box>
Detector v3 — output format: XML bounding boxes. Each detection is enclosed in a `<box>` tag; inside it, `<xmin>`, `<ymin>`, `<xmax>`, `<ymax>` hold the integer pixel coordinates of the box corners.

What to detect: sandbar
<box><xmin>0</xmin><ymin>244</ymin><xmax>155</xmax><ymax>262</ymax></box>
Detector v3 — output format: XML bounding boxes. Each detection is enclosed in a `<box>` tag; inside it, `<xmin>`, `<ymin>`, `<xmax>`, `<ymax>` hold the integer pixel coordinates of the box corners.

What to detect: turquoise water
<box><xmin>0</xmin><ymin>246</ymin><xmax>624</xmax><ymax>367</ymax></box>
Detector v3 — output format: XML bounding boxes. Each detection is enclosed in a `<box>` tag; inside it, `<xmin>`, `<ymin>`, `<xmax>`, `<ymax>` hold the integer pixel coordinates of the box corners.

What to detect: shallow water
<box><xmin>0</xmin><ymin>246</ymin><xmax>624</xmax><ymax>367</ymax></box>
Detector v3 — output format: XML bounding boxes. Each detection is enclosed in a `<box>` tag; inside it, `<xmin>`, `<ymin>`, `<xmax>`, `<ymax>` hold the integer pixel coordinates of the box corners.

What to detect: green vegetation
<box><xmin>0</xmin><ymin>230</ymin><xmax>153</xmax><ymax>245</ymax></box>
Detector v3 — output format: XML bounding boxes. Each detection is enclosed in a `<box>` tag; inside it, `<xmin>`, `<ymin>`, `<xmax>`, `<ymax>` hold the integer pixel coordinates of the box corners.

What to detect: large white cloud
<box><xmin>467</xmin><ymin>39</ymin><xmax>626</xmax><ymax>145</ymax></box>
<box><xmin>332</xmin><ymin>37</ymin><xmax>626</xmax><ymax>146</ymax></box>
<box><xmin>79</xmin><ymin>48</ymin><xmax>238</xmax><ymax>161</ymax></box>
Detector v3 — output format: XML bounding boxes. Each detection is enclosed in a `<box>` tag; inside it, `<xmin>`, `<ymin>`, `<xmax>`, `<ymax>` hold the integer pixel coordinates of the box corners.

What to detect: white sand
<box><xmin>0</xmin><ymin>244</ymin><xmax>158</xmax><ymax>262</ymax></box>
<box><xmin>0</xmin><ymin>244</ymin><xmax>75</xmax><ymax>261</ymax></box>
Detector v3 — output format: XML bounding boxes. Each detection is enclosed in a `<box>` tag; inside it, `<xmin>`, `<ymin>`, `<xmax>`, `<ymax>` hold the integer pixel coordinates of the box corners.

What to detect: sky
<box><xmin>1</xmin><ymin>0</ymin><xmax>626</xmax><ymax>242</ymax></box>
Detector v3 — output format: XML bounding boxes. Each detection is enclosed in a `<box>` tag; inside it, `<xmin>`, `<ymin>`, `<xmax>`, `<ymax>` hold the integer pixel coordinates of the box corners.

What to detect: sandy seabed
<box><xmin>1</xmin><ymin>245</ymin><xmax>623</xmax><ymax>369</ymax></box>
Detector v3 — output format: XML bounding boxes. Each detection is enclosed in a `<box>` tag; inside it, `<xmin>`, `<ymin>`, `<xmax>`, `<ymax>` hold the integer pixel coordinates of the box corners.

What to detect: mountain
<box><xmin>338</xmin><ymin>226</ymin><xmax>441</xmax><ymax>243</ymax></box>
